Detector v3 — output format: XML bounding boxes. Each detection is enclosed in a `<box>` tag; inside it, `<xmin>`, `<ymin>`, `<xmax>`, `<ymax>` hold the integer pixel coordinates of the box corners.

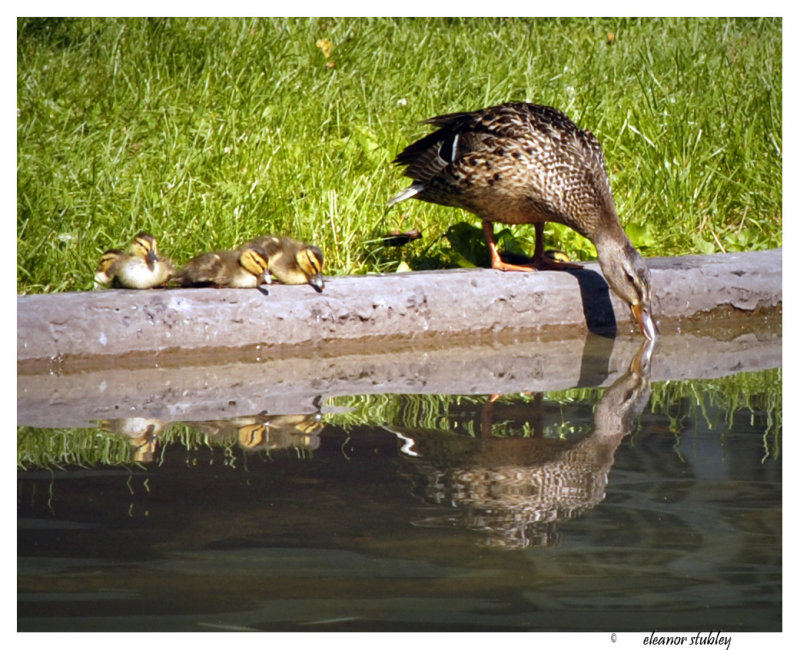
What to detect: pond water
<box><xmin>17</xmin><ymin>334</ymin><xmax>781</xmax><ymax>633</ymax></box>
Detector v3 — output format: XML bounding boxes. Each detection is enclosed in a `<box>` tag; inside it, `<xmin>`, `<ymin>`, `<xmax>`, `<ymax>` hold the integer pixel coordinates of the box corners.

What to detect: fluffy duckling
<box><xmin>241</xmin><ymin>235</ymin><xmax>325</xmax><ymax>292</ymax></box>
<box><xmin>94</xmin><ymin>232</ymin><xmax>174</xmax><ymax>289</ymax></box>
<box><xmin>173</xmin><ymin>245</ymin><xmax>270</xmax><ymax>288</ymax></box>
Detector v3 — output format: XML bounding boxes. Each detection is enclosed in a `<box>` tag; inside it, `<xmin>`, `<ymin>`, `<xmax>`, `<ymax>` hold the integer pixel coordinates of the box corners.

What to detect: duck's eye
<box><xmin>621</xmin><ymin>266</ymin><xmax>634</xmax><ymax>287</ymax></box>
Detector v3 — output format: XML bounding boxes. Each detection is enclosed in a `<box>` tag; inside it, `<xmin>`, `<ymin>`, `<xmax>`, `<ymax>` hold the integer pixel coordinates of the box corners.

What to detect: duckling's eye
<box><xmin>301</xmin><ymin>250</ymin><xmax>322</xmax><ymax>275</ymax></box>
<box><xmin>243</xmin><ymin>249</ymin><xmax>268</xmax><ymax>273</ymax></box>
<box><xmin>133</xmin><ymin>238</ymin><xmax>154</xmax><ymax>256</ymax></box>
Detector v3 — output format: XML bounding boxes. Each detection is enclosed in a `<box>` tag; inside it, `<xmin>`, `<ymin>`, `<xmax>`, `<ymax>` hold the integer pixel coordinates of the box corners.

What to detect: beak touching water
<box><xmin>631</xmin><ymin>303</ymin><xmax>659</xmax><ymax>342</ymax></box>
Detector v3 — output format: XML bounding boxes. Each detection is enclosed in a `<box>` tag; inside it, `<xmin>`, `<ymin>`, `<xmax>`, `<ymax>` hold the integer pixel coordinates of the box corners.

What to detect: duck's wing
<box><xmin>390</xmin><ymin>102</ymin><xmax>617</xmax><ymax>222</ymax></box>
<box><xmin>392</xmin><ymin>110</ymin><xmax>492</xmax><ymax>184</ymax></box>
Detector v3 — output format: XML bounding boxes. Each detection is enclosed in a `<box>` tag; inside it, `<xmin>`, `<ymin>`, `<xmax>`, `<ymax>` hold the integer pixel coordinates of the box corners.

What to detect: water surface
<box><xmin>17</xmin><ymin>335</ymin><xmax>781</xmax><ymax>632</ymax></box>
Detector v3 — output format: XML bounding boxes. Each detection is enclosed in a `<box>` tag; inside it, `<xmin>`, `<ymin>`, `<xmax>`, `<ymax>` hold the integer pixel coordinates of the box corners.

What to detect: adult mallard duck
<box><xmin>94</xmin><ymin>232</ymin><xmax>174</xmax><ymax>289</ymax></box>
<box><xmin>173</xmin><ymin>245</ymin><xmax>270</xmax><ymax>288</ymax></box>
<box><xmin>389</xmin><ymin>102</ymin><xmax>658</xmax><ymax>340</ymax></box>
<box><xmin>242</xmin><ymin>235</ymin><xmax>325</xmax><ymax>292</ymax></box>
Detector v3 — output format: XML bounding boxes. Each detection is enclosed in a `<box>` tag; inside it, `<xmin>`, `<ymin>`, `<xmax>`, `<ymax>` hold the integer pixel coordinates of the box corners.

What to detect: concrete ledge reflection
<box><xmin>17</xmin><ymin>326</ymin><xmax>781</xmax><ymax>429</ymax></box>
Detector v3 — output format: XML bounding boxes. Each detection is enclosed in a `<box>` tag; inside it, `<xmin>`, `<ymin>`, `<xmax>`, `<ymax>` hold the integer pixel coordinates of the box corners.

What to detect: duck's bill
<box><xmin>309</xmin><ymin>275</ymin><xmax>325</xmax><ymax>293</ymax></box>
<box><xmin>631</xmin><ymin>304</ymin><xmax>659</xmax><ymax>341</ymax></box>
<box><xmin>631</xmin><ymin>336</ymin><xmax>656</xmax><ymax>375</ymax></box>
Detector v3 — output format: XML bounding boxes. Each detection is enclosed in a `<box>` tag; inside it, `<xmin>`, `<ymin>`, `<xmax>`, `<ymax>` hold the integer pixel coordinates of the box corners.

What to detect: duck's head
<box><xmin>294</xmin><ymin>245</ymin><xmax>325</xmax><ymax>292</ymax></box>
<box><xmin>94</xmin><ymin>249</ymin><xmax>124</xmax><ymax>288</ymax></box>
<box><xmin>95</xmin><ymin>249</ymin><xmax>124</xmax><ymax>273</ymax></box>
<box><xmin>129</xmin><ymin>232</ymin><xmax>160</xmax><ymax>268</ymax></box>
<box><xmin>596</xmin><ymin>237</ymin><xmax>658</xmax><ymax>341</ymax></box>
<box><xmin>239</xmin><ymin>246</ymin><xmax>270</xmax><ymax>282</ymax></box>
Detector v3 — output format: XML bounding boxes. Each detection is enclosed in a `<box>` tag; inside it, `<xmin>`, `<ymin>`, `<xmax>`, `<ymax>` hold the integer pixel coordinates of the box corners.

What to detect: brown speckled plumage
<box><xmin>389</xmin><ymin>102</ymin><xmax>657</xmax><ymax>340</ymax></box>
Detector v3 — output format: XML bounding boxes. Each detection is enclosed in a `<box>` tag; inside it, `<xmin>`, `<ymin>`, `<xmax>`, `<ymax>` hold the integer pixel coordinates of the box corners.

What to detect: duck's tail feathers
<box><xmin>387</xmin><ymin>183</ymin><xmax>424</xmax><ymax>207</ymax></box>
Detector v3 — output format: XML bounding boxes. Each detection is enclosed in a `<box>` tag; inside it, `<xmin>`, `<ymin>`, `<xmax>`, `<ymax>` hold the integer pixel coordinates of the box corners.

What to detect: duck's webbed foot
<box><xmin>528</xmin><ymin>250</ymin><xmax>582</xmax><ymax>270</ymax></box>
<box><xmin>483</xmin><ymin>220</ymin><xmax>582</xmax><ymax>272</ymax></box>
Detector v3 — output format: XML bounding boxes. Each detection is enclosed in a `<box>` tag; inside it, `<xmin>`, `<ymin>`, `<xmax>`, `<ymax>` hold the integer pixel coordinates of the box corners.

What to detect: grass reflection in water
<box><xmin>18</xmin><ymin>367</ymin><xmax>781</xmax><ymax>471</ymax></box>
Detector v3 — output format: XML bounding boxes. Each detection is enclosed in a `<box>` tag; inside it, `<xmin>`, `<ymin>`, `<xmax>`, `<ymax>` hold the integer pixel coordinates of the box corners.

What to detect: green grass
<box><xmin>17</xmin><ymin>17</ymin><xmax>782</xmax><ymax>294</ymax></box>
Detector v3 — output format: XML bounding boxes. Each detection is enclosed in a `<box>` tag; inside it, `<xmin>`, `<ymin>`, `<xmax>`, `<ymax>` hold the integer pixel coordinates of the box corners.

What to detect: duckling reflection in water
<box><xmin>240</xmin><ymin>235</ymin><xmax>325</xmax><ymax>292</ymax></box>
<box><xmin>94</xmin><ymin>232</ymin><xmax>174</xmax><ymax>289</ymax></box>
<box><xmin>240</xmin><ymin>413</ymin><xmax>325</xmax><ymax>453</ymax></box>
<box><xmin>186</xmin><ymin>413</ymin><xmax>324</xmax><ymax>453</ymax></box>
<box><xmin>184</xmin><ymin>414</ymin><xmax>270</xmax><ymax>445</ymax></box>
<box><xmin>400</xmin><ymin>339</ymin><xmax>654</xmax><ymax>549</ymax></box>
<box><xmin>173</xmin><ymin>245</ymin><xmax>270</xmax><ymax>288</ymax></box>
<box><xmin>96</xmin><ymin>417</ymin><xmax>167</xmax><ymax>464</ymax></box>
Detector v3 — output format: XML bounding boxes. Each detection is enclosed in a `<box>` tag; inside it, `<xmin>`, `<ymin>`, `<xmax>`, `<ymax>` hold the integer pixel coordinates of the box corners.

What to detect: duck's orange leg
<box><xmin>483</xmin><ymin>221</ymin><xmax>582</xmax><ymax>271</ymax></box>
<box><xmin>483</xmin><ymin>221</ymin><xmax>536</xmax><ymax>272</ymax></box>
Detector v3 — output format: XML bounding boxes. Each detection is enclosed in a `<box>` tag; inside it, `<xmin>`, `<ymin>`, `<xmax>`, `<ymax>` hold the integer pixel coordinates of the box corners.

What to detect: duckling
<box><xmin>94</xmin><ymin>249</ymin><xmax>125</xmax><ymax>289</ymax></box>
<box><xmin>389</xmin><ymin>102</ymin><xmax>658</xmax><ymax>340</ymax></box>
<box><xmin>93</xmin><ymin>232</ymin><xmax>174</xmax><ymax>289</ymax></box>
<box><xmin>173</xmin><ymin>245</ymin><xmax>270</xmax><ymax>288</ymax></box>
<box><xmin>242</xmin><ymin>235</ymin><xmax>325</xmax><ymax>292</ymax></box>
<box><xmin>544</xmin><ymin>250</ymin><xmax>571</xmax><ymax>264</ymax></box>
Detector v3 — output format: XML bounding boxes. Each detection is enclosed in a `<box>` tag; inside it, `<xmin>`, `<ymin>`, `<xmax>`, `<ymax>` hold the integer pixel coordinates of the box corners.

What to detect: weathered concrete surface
<box><xmin>17</xmin><ymin>249</ymin><xmax>781</xmax><ymax>369</ymax></box>
<box><xmin>18</xmin><ymin>324</ymin><xmax>781</xmax><ymax>429</ymax></box>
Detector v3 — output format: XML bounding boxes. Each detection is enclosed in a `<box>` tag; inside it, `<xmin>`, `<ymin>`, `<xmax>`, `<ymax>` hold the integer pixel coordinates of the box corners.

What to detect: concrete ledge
<box><xmin>17</xmin><ymin>249</ymin><xmax>782</xmax><ymax>369</ymax></box>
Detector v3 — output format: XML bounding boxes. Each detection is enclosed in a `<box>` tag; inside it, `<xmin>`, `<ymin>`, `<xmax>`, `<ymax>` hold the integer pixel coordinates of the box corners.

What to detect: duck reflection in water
<box><xmin>400</xmin><ymin>338</ymin><xmax>655</xmax><ymax>549</ymax></box>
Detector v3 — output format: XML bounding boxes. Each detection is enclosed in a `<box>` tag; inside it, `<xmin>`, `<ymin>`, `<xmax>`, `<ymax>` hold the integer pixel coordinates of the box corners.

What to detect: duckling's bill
<box><xmin>308</xmin><ymin>273</ymin><xmax>324</xmax><ymax>293</ymax></box>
